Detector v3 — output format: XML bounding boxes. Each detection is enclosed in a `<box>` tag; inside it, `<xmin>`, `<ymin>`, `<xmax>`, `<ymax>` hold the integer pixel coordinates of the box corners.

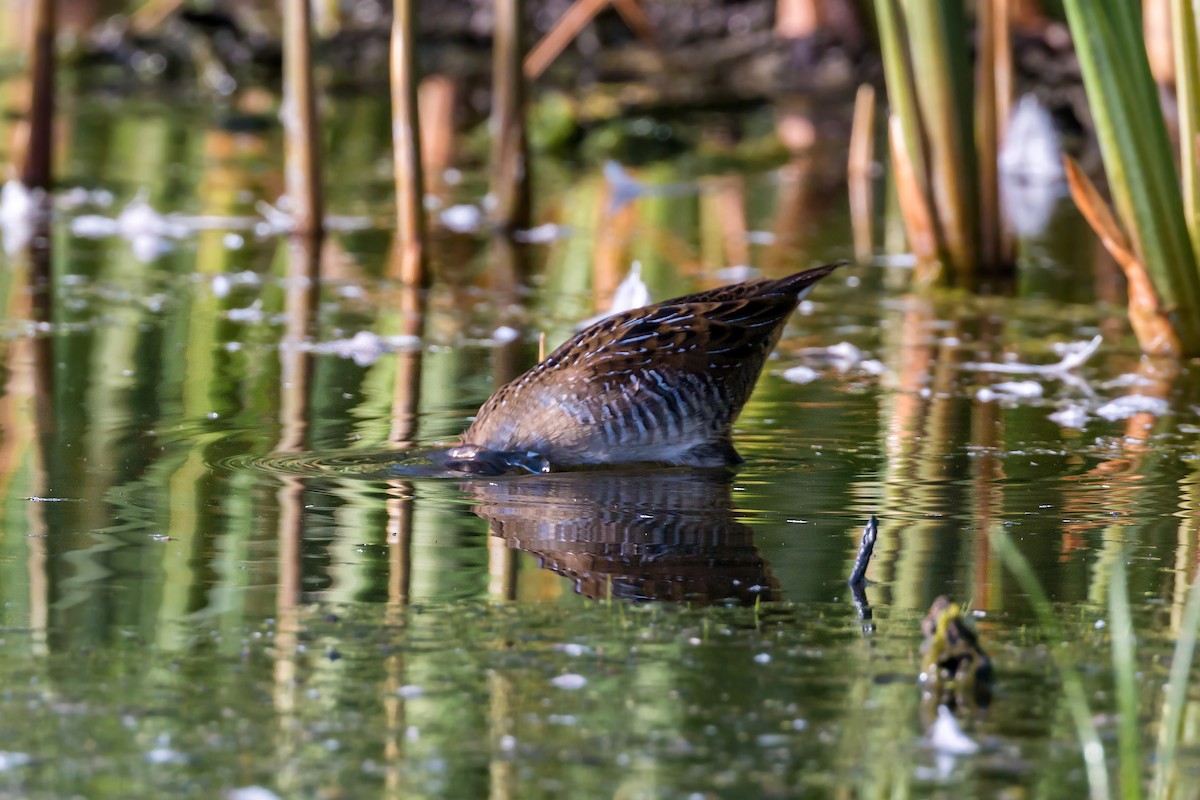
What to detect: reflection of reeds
<box><xmin>277</xmin><ymin>238</ymin><xmax>320</xmax><ymax>453</ymax></box>
<box><xmin>282</xmin><ymin>0</ymin><xmax>324</xmax><ymax>237</ymax></box>
<box><xmin>391</xmin><ymin>0</ymin><xmax>426</xmax><ymax>287</ymax></box>
<box><xmin>20</xmin><ymin>0</ymin><xmax>55</xmax><ymax>188</ymax></box>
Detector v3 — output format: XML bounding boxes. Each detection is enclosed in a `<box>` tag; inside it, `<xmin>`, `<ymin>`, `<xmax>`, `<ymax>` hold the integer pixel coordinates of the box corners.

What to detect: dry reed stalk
<box><xmin>525</xmin><ymin>0</ymin><xmax>608</xmax><ymax>79</ymax></box>
<box><xmin>1009</xmin><ymin>0</ymin><xmax>1043</xmax><ymax>30</ymax></box>
<box><xmin>848</xmin><ymin>83</ymin><xmax>876</xmax><ymax>263</ymax></box>
<box><xmin>775</xmin><ymin>0</ymin><xmax>820</xmax><ymax>38</ymax></box>
<box><xmin>21</xmin><ymin>0</ymin><xmax>54</xmax><ymax>189</ymax></box>
<box><xmin>391</xmin><ymin>0</ymin><xmax>426</xmax><ymax>286</ymax></box>
<box><xmin>1064</xmin><ymin>155</ymin><xmax>1182</xmax><ymax>356</ymax></box>
<box><xmin>1145</xmin><ymin>0</ymin><xmax>1174</xmax><ymax>85</ymax></box>
<box><xmin>609</xmin><ymin>0</ymin><xmax>660</xmax><ymax>47</ymax></box>
<box><xmin>282</xmin><ymin>0</ymin><xmax>324</xmax><ymax>237</ymax></box>
<box><xmin>905</xmin><ymin>3</ymin><xmax>976</xmax><ymax>281</ymax></box>
<box><xmin>418</xmin><ymin>75</ymin><xmax>457</xmax><ymax>196</ymax></box>
<box><xmin>313</xmin><ymin>0</ymin><xmax>342</xmax><ymax>38</ymax></box>
<box><xmin>129</xmin><ymin>0</ymin><xmax>185</xmax><ymax>34</ymax></box>
<box><xmin>976</xmin><ymin>0</ymin><xmax>1012</xmax><ymax>269</ymax></box>
<box><xmin>888</xmin><ymin>116</ymin><xmax>940</xmax><ymax>283</ymax></box>
<box><xmin>525</xmin><ymin>0</ymin><xmax>660</xmax><ymax>79</ymax></box>
<box><xmin>715</xmin><ymin>176</ymin><xmax>750</xmax><ymax>270</ymax></box>
<box><xmin>492</xmin><ymin>0</ymin><xmax>531</xmax><ymax>233</ymax></box>
<box><xmin>765</xmin><ymin>158</ymin><xmax>813</xmax><ymax>272</ymax></box>
<box><xmin>538</xmin><ymin>331</ymin><xmax>547</xmax><ymax>361</ymax></box>
<box><xmin>593</xmin><ymin>188</ymin><xmax>635</xmax><ymax>310</ymax></box>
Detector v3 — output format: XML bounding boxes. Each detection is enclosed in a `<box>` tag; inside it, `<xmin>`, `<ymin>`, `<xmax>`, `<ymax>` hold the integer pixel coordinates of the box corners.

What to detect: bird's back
<box><xmin>460</xmin><ymin>263</ymin><xmax>841</xmax><ymax>469</ymax></box>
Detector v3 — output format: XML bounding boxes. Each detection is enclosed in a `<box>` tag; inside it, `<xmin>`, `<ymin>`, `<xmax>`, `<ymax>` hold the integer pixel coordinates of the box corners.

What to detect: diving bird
<box><xmin>439</xmin><ymin>263</ymin><xmax>843</xmax><ymax>474</ymax></box>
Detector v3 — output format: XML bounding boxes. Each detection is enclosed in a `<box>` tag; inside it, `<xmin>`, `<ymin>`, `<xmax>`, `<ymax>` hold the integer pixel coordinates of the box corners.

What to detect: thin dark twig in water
<box><xmin>848</xmin><ymin>516</ymin><xmax>878</xmax><ymax>632</ymax></box>
<box><xmin>848</xmin><ymin>515</ymin><xmax>877</xmax><ymax>586</ymax></box>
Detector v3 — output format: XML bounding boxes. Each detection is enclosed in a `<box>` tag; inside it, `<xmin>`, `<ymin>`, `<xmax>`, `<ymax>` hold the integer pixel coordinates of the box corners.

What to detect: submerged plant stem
<box><xmin>991</xmin><ymin>529</ymin><xmax>1110</xmax><ymax>800</ymax></box>
<box><xmin>1153</xmin><ymin>562</ymin><xmax>1200</xmax><ymax>800</ymax></box>
<box><xmin>1109</xmin><ymin>553</ymin><xmax>1142</xmax><ymax>800</ymax></box>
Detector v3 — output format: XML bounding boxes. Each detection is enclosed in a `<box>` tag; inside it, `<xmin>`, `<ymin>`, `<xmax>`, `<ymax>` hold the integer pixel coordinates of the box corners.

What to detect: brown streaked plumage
<box><xmin>449</xmin><ymin>263</ymin><xmax>843</xmax><ymax>472</ymax></box>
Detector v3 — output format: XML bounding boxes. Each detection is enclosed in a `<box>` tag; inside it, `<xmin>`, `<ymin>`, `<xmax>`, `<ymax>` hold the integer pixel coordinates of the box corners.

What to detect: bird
<box><xmin>436</xmin><ymin>263</ymin><xmax>843</xmax><ymax>474</ymax></box>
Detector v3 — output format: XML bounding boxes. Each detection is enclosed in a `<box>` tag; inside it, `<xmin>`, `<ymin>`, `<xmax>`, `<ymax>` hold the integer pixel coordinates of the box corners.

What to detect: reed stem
<box><xmin>1063</xmin><ymin>0</ymin><xmax>1200</xmax><ymax>353</ymax></box>
<box><xmin>391</xmin><ymin>0</ymin><xmax>426</xmax><ymax>287</ymax></box>
<box><xmin>903</xmin><ymin>0</ymin><xmax>977</xmax><ymax>281</ymax></box>
<box><xmin>848</xmin><ymin>83</ymin><xmax>876</xmax><ymax>264</ymax></box>
<box><xmin>492</xmin><ymin>0</ymin><xmax>531</xmax><ymax>234</ymax></box>
<box><xmin>282</xmin><ymin>0</ymin><xmax>324</xmax><ymax>238</ymax></box>
<box><xmin>21</xmin><ymin>0</ymin><xmax>55</xmax><ymax>189</ymax></box>
<box><xmin>976</xmin><ymin>0</ymin><xmax>1012</xmax><ymax>270</ymax></box>
<box><xmin>1172</xmin><ymin>0</ymin><xmax>1200</xmax><ymax>258</ymax></box>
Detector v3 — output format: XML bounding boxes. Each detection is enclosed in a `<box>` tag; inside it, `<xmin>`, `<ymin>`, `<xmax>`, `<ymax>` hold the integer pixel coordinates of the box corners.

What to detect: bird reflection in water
<box><xmin>464</xmin><ymin>469</ymin><xmax>777</xmax><ymax>604</ymax></box>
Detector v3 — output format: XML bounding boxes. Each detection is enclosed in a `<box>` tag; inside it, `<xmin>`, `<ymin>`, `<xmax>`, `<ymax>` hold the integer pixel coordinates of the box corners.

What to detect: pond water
<box><xmin>0</xmin><ymin>85</ymin><xmax>1199</xmax><ymax>799</ymax></box>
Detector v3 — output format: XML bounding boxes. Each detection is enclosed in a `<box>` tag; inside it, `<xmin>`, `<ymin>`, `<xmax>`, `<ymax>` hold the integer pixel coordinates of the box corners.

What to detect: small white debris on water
<box><xmin>226</xmin><ymin>300</ymin><xmax>265</xmax><ymax>324</ymax></box>
<box><xmin>929</xmin><ymin>706</ymin><xmax>979</xmax><ymax>755</ymax></box>
<box><xmin>1095</xmin><ymin>619</ymin><xmax>1107</xmax><ymax>630</ymax></box>
<box><xmin>312</xmin><ymin>332</ymin><xmax>421</xmax><ymax>366</ymax></box>
<box><xmin>0</xmin><ymin>181</ymin><xmax>39</xmax><ymax>253</ymax></box>
<box><xmin>550</xmin><ymin>673</ymin><xmax>588</xmax><ymax>690</ymax></box>
<box><xmin>716</xmin><ymin>264</ymin><xmax>758</xmax><ymax>282</ymax></box>
<box><xmin>964</xmin><ymin>335</ymin><xmax>1102</xmax><ymax>375</ymax></box>
<box><xmin>439</xmin><ymin>204</ymin><xmax>482</xmax><ymax>233</ymax></box>
<box><xmin>1095</xmin><ymin>395</ymin><xmax>1169</xmax><ymax>421</ymax></box>
<box><xmin>1049</xmin><ymin>403</ymin><xmax>1090</xmax><ymax>428</ymax></box>
<box><xmin>212</xmin><ymin>274</ymin><xmax>232</xmax><ymax>298</ymax></box>
<box><xmin>227</xmin><ymin>787</ymin><xmax>281</xmax><ymax>800</ymax></box>
<box><xmin>499</xmin><ymin>734</ymin><xmax>517</xmax><ymax>752</ymax></box>
<box><xmin>797</xmin><ymin>300</ymin><xmax>815</xmax><ymax>315</ymax></box>
<box><xmin>492</xmin><ymin>326</ymin><xmax>520</xmax><ymax>344</ymax></box>
<box><xmin>144</xmin><ymin>746</ymin><xmax>188</xmax><ymax>765</ymax></box>
<box><xmin>826</xmin><ymin>342</ymin><xmax>863</xmax><ymax>370</ymax></box>
<box><xmin>555</xmin><ymin>643</ymin><xmax>590</xmax><ymax>657</ymax></box>
<box><xmin>992</xmin><ymin>380</ymin><xmax>1044</xmax><ymax>398</ymax></box>
<box><xmin>753</xmin><ymin>653</ymin><xmax>772</xmax><ymax>664</ymax></box>
<box><xmin>609</xmin><ymin>261</ymin><xmax>651</xmax><ymax>314</ymax></box>
<box><xmin>858</xmin><ymin>359</ymin><xmax>885</xmax><ymax>375</ymax></box>
<box><xmin>396</xmin><ymin>685</ymin><xmax>424</xmax><ymax>699</ymax></box>
<box><xmin>1101</xmin><ymin>373</ymin><xmax>1157</xmax><ymax>389</ymax></box>
<box><xmin>783</xmin><ymin>365</ymin><xmax>820</xmax><ymax>384</ymax></box>
<box><xmin>513</xmin><ymin>223</ymin><xmax>569</xmax><ymax>243</ymax></box>
<box><xmin>0</xmin><ymin>752</ymin><xmax>31</xmax><ymax>771</ymax></box>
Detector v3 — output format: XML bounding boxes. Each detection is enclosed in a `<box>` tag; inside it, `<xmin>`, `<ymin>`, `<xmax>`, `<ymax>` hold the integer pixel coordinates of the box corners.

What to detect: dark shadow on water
<box><xmin>464</xmin><ymin>469</ymin><xmax>778</xmax><ymax>604</ymax></box>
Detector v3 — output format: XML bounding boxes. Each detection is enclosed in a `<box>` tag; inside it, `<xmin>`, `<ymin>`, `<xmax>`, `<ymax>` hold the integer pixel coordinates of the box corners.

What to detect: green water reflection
<box><xmin>0</xmin><ymin>87</ymin><xmax>1199</xmax><ymax>798</ymax></box>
